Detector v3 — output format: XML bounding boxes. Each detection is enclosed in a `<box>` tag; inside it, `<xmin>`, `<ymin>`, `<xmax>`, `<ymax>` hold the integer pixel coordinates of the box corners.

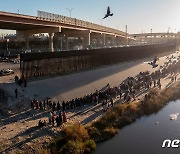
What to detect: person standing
<box><xmin>52</xmin><ymin>112</ymin><xmax>56</xmax><ymax>126</ymax></box>
<box><xmin>62</xmin><ymin>112</ymin><xmax>67</xmax><ymax>123</ymax></box>
<box><xmin>48</xmin><ymin>112</ymin><xmax>52</xmax><ymax>124</ymax></box>
<box><xmin>110</xmin><ymin>98</ymin><xmax>114</xmax><ymax>107</ymax></box>
<box><xmin>31</xmin><ymin>100</ymin><xmax>34</xmax><ymax>109</ymax></box>
<box><xmin>57</xmin><ymin>101</ymin><xmax>61</xmax><ymax>111</ymax></box>
<box><xmin>39</xmin><ymin>100</ymin><xmax>43</xmax><ymax>110</ymax></box>
<box><xmin>59</xmin><ymin>111</ymin><xmax>63</xmax><ymax>126</ymax></box>
<box><xmin>24</xmin><ymin>79</ymin><xmax>27</xmax><ymax>87</ymax></box>
<box><xmin>56</xmin><ymin>116</ymin><xmax>59</xmax><ymax>127</ymax></box>
<box><xmin>52</xmin><ymin>102</ymin><xmax>56</xmax><ymax>111</ymax></box>
<box><xmin>153</xmin><ymin>80</ymin><xmax>156</xmax><ymax>87</ymax></box>
<box><xmin>15</xmin><ymin>88</ymin><xmax>18</xmax><ymax>98</ymax></box>
<box><xmin>43</xmin><ymin>100</ymin><xmax>46</xmax><ymax>110</ymax></box>
<box><xmin>62</xmin><ymin>101</ymin><xmax>65</xmax><ymax>111</ymax></box>
<box><xmin>175</xmin><ymin>75</ymin><xmax>177</xmax><ymax>81</ymax></box>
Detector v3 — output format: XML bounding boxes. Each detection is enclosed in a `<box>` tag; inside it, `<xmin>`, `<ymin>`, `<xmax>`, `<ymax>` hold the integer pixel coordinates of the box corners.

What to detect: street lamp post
<box><xmin>6</xmin><ymin>39</ymin><xmax>9</xmax><ymax>56</ymax></box>
<box><xmin>99</xmin><ymin>19</ymin><xmax>103</xmax><ymax>26</ymax></box>
<box><xmin>125</xmin><ymin>25</ymin><xmax>128</xmax><ymax>46</ymax></box>
<box><xmin>150</xmin><ymin>29</ymin><xmax>152</xmax><ymax>44</ymax></box>
<box><xmin>167</xmin><ymin>27</ymin><xmax>170</xmax><ymax>43</ymax></box>
<box><xmin>66</xmin><ymin>8</ymin><xmax>74</xmax><ymax>18</ymax></box>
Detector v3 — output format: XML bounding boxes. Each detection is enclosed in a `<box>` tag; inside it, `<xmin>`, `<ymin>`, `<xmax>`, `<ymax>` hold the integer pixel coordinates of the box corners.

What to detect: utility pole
<box><xmin>125</xmin><ymin>25</ymin><xmax>128</xmax><ymax>46</ymax></box>
<box><xmin>6</xmin><ymin>38</ymin><xmax>9</xmax><ymax>56</ymax></box>
<box><xmin>167</xmin><ymin>27</ymin><xmax>170</xmax><ymax>43</ymax></box>
<box><xmin>66</xmin><ymin>8</ymin><xmax>74</xmax><ymax>18</ymax></box>
<box><xmin>150</xmin><ymin>28</ymin><xmax>152</xmax><ymax>44</ymax></box>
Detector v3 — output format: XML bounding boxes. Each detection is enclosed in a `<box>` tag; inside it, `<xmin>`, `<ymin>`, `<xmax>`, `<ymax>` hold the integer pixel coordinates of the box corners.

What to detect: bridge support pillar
<box><xmin>65</xmin><ymin>35</ymin><xmax>69</xmax><ymax>50</ymax></box>
<box><xmin>111</xmin><ymin>36</ymin><xmax>116</xmax><ymax>47</ymax></box>
<box><xmin>102</xmin><ymin>34</ymin><xmax>106</xmax><ymax>47</ymax></box>
<box><xmin>84</xmin><ymin>32</ymin><xmax>91</xmax><ymax>49</ymax></box>
<box><xmin>49</xmin><ymin>32</ymin><xmax>54</xmax><ymax>52</ymax></box>
<box><xmin>78</xmin><ymin>37</ymin><xmax>82</xmax><ymax>46</ymax></box>
<box><xmin>25</xmin><ymin>34</ymin><xmax>30</xmax><ymax>50</ymax></box>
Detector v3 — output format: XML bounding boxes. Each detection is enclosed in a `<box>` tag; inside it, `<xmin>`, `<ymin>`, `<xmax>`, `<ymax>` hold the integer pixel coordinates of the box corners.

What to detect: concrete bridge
<box><xmin>131</xmin><ymin>32</ymin><xmax>176</xmax><ymax>38</ymax></box>
<box><xmin>130</xmin><ymin>32</ymin><xmax>177</xmax><ymax>44</ymax></box>
<box><xmin>0</xmin><ymin>11</ymin><xmax>131</xmax><ymax>52</ymax></box>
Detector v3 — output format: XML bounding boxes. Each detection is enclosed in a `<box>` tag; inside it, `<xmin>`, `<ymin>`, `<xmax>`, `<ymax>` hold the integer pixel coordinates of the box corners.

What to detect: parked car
<box><xmin>4</xmin><ymin>68</ymin><xmax>14</xmax><ymax>74</ymax></box>
<box><xmin>0</xmin><ymin>57</ymin><xmax>9</xmax><ymax>62</ymax></box>
<box><xmin>24</xmin><ymin>49</ymin><xmax>31</xmax><ymax>53</ymax></box>
<box><xmin>13</xmin><ymin>60</ymin><xmax>20</xmax><ymax>64</ymax></box>
<box><xmin>0</xmin><ymin>69</ymin><xmax>14</xmax><ymax>76</ymax></box>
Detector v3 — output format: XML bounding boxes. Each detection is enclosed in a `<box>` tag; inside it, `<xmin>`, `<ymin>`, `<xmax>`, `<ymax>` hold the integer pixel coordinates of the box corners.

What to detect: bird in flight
<box><xmin>103</xmin><ymin>6</ymin><xmax>113</xmax><ymax>19</ymax></box>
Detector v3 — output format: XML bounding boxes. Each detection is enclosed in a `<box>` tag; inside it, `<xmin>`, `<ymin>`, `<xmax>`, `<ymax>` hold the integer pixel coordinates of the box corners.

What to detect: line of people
<box><xmin>32</xmin><ymin>53</ymin><xmax>180</xmax><ymax>126</ymax></box>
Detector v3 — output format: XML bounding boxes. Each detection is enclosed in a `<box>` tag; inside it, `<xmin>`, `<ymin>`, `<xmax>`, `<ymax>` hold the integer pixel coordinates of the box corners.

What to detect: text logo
<box><xmin>162</xmin><ymin>139</ymin><xmax>180</xmax><ymax>148</ymax></box>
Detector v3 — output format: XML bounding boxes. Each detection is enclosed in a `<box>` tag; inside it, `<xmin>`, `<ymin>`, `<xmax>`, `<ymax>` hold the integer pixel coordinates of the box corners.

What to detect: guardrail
<box><xmin>37</xmin><ymin>11</ymin><xmax>126</xmax><ymax>36</ymax></box>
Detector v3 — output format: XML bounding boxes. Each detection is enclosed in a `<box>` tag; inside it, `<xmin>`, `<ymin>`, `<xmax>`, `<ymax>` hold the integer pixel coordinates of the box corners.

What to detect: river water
<box><xmin>94</xmin><ymin>100</ymin><xmax>180</xmax><ymax>154</ymax></box>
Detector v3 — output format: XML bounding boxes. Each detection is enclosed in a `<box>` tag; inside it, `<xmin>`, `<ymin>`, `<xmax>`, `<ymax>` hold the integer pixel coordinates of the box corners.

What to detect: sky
<box><xmin>0</xmin><ymin>0</ymin><xmax>180</xmax><ymax>34</ymax></box>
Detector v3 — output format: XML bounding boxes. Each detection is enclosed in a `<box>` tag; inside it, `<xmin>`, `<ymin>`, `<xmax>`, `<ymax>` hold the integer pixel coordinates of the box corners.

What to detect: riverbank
<box><xmin>51</xmin><ymin>82</ymin><xmax>180</xmax><ymax>154</ymax></box>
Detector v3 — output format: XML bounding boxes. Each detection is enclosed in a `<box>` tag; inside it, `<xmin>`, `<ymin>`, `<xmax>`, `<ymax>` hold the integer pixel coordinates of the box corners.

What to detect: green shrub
<box><xmin>60</xmin><ymin>140</ymin><xmax>84</xmax><ymax>154</ymax></box>
<box><xmin>103</xmin><ymin>127</ymin><xmax>118</xmax><ymax>139</ymax></box>
<box><xmin>86</xmin><ymin>126</ymin><xmax>101</xmax><ymax>141</ymax></box>
<box><xmin>63</xmin><ymin>124</ymin><xmax>89</xmax><ymax>142</ymax></box>
<box><xmin>111</xmin><ymin>104</ymin><xmax>127</xmax><ymax>116</ymax></box>
<box><xmin>84</xmin><ymin>139</ymin><xmax>96</xmax><ymax>153</ymax></box>
<box><xmin>54</xmin><ymin>125</ymin><xmax>97</xmax><ymax>154</ymax></box>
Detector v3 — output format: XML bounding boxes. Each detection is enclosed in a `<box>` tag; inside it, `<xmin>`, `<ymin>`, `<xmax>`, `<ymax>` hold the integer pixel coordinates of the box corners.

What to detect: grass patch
<box><xmin>51</xmin><ymin>124</ymin><xmax>96</xmax><ymax>154</ymax></box>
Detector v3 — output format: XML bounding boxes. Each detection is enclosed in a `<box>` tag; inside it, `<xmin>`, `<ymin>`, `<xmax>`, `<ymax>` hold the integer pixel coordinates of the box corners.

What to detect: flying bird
<box><xmin>103</xmin><ymin>6</ymin><xmax>113</xmax><ymax>19</ymax></box>
<box><xmin>147</xmin><ymin>56</ymin><xmax>159</xmax><ymax>68</ymax></box>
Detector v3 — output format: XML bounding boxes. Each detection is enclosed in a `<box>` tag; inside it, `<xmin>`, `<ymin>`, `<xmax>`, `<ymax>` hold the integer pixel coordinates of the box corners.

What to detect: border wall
<box><xmin>20</xmin><ymin>43</ymin><xmax>176</xmax><ymax>79</ymax></box>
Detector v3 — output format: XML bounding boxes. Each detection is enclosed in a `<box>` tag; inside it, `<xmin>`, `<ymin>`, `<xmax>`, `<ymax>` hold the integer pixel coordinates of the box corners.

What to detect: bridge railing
<box><xmin>37</xmin><ymin>10</ymin><xmax>126</xmax><ymax>36</ymax></box>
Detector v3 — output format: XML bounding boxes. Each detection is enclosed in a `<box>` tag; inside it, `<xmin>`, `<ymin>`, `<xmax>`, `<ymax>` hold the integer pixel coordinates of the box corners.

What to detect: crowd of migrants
<box><xmin>15</xmin><ymin>55</ymin><xmax>180</xmax><ymax>127</ymax></box>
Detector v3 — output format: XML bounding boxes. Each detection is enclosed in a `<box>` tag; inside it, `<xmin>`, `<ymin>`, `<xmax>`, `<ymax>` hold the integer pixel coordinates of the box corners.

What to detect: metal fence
<box><xmin>21</xmin><ymin>43</ymin><xmax>176</xmax><ymax>79</ymax></box>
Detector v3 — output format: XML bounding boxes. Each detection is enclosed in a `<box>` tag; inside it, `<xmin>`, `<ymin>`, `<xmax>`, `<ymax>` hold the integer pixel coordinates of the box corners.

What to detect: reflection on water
<box><xmin>94</xmin><ymin>100</ymin><xmax>180</xmax><ymax>154</ymax></box>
